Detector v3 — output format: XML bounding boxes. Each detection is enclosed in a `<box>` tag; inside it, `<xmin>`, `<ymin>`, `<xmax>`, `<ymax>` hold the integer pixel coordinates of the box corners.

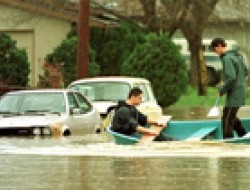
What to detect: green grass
<box><xmin>169</xmin><ymin>86</ymin><xmax>250</xmax><ymax>108</ymax></box>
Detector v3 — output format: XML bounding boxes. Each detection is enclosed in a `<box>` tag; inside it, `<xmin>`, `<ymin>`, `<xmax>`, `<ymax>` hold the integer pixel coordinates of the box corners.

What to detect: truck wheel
<box><xmin>207</xmin><ymin>67</ymin><xmax>219</xmax><ymax>86</ymax></box>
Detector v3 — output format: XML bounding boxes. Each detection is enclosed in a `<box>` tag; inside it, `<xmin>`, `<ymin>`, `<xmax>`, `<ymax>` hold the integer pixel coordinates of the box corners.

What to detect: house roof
<box><xmin>212</xmin><ymin>0</ymin><xmax>250</xmax><ymax>22</ymax></box>
<box><xmin>0</xmin><ymin>0</ymin><xmax>119</xmax><ymax>27</ymax></box>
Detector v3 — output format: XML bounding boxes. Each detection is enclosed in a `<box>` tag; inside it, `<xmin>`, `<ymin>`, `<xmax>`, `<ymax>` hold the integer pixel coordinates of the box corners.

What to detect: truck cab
<box><xmin>68</xmin><ymin>76</ymin><xmax>163</xmax><ymax>120</ymax></box>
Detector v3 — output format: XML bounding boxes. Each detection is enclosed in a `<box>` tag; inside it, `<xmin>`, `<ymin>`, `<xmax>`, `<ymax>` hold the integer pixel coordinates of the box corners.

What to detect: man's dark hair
<box><xmin>209</xmin><ymin>38</ymin><xmax>227</xmax><ymax>50</ymax></box>
<box><xmin>128</xmin><ymin>87</ymin><xmax>142</xmax><ymax>98</ymax></box>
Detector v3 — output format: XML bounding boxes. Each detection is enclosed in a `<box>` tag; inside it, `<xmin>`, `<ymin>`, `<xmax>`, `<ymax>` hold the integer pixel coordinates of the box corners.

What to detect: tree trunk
<box><xmin>199</xmin><ymin>49</ymin><xmax>208</xmax><ymax>95</ymax></box>
<box><xmin>139</xmin><ymin>0</ymin><xmax>159</xmax><ymax>33</ymax></box>
<box><xmin>189</xmin><ymin>42</ymin><xmax>199</xmax><ymax>87</ymax></box>
<box><xmin>186</xmin><ymin>35</ymin><xmax>207</xmax><ymax>95</ymax></box>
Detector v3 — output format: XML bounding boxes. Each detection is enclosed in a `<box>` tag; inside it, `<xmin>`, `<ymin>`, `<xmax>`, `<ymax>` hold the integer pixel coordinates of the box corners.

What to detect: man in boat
<box><xmin>210</xmin><ymin>37</ymin><xmax>248</xmax><ymax>138</ymax></box>
<box><xmin>111</xmin><ymin>87</ymin><xmax>173</xmax><ymax>141</ymax></box>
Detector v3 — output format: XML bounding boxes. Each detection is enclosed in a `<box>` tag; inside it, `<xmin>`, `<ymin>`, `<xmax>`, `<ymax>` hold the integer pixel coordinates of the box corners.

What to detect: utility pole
<box><xmin>77</xmin><ymin>0</ymin><xmax>90</xmax><ymax>79</ymax></box>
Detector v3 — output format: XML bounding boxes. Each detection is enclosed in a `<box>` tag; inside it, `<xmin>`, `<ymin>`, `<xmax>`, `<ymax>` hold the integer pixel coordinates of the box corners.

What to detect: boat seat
<box><xmin>186</xmin><ymin>126</ymin><xmax>217</xmax><ymax>141</ymax></box>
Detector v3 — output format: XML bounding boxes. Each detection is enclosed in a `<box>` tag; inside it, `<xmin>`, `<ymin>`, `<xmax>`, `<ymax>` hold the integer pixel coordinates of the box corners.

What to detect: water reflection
<box><xmin>109</xmin><ymin>157</ymin><xmax>211</xmax><ymax>190</ymax></box>
<box><xmin>217</xmin><ymin>157</ymin><xmax>250</xmax><ymax>190</ymax></box>
<box><xmin>1</xmin><ymin>153</ymin><xmax>250</xmax><ymax>190</ymax></box>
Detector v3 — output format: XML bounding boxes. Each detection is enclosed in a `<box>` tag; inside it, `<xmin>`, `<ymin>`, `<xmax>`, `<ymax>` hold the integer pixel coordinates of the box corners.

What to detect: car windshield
<box><xmin>70</xmin><ymin>82</ymin><xmax>130</xmax><ymax>101</ymax></box>
<box><xmin>0</xmin><ymin>92</ymin><xmax>66</xmax><ymax>114</ymax></box>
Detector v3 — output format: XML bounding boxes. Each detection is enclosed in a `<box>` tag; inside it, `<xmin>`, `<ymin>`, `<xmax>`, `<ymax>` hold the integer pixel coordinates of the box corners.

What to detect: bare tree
<box><xmin>139</xmin><ymin>0</ymin><xmax>218</xmax><ymax>95</ymax></box>
<box><xmin>92</xmin><ymin>0</ymin><xmax>219</xmax><ymax>95</ymax></box>
<box><xmin>138</xmin><ymin>0</ymin><xmax>159</xmax><ymax>32</ymax></box>
<box><xmin>179</xmin><ymin>0</ymin><xmax>218</xmax><ymax>95</ymax></box>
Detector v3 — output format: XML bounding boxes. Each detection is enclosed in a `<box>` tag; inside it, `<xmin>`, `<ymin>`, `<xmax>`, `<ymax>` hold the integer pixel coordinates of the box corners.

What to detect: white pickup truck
<box><xmin>68</xmin><ymin>76</ymin><xmax>163</xmax><ymax>120</ymax></box>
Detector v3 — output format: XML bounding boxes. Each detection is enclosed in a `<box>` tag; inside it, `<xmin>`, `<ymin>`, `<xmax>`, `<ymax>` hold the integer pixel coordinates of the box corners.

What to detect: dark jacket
<box><xmin>111</xmin><ymin>101</ymin><xmax>147</xmax><ymax>135</ymax></box>
<box><xmin>219</xmin><ymin>48</ymin><xmax>248</xmax><ymax>107</ymax></box>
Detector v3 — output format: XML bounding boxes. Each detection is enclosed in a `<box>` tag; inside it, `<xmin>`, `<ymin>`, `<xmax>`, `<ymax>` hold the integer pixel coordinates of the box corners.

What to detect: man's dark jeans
<box><xmin>222</xmin><ymin>107</ymin><xmax>246</xmax><ymax>138</ymax></box>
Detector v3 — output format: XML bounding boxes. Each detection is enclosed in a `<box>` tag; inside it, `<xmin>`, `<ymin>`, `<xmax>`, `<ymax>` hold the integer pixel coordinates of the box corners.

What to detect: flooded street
<box><xmin>1</xmin><ymin>106</ymin><xmax>250</xmax><ymax>190</ymax></box>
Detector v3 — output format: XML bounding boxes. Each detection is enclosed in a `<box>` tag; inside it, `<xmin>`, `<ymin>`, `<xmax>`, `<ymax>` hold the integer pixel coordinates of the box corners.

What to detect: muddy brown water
<box><xmin>1</xmin><ymin>106</ymin><xmax>250</xmax><ymax>190</ymax></box>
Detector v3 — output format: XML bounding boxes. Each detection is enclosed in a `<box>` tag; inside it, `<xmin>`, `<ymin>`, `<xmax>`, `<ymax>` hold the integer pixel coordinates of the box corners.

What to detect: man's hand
<box><xmin>146</xmin><ymin>129</ymin><xmax>159</xmax><ymax>136</ymax></box>
<box><xmin>147</xmin><ymin>120</ymin><xmax>164</xmax><ymax>127</ymax></box>
<box><xmin>137</xmin><ymin>126</ymin><xmax>158</xmax><ymax>135</ymax></box>
<box><xmin>150</xmin><ymin>121</ymin><xmax>165</xmax><ymax>127</ymax></box>
<box><xmin>155</xmin><ymin>121</ymin><xmax>165</xmax><ymax>127</ymax></box>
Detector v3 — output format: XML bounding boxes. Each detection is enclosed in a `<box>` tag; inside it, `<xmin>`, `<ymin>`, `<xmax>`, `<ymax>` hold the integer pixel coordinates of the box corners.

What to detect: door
<box><xmin>67</xmin><ymin>92</ymin><xmax>94</xmax><ymax>135</ymax></box>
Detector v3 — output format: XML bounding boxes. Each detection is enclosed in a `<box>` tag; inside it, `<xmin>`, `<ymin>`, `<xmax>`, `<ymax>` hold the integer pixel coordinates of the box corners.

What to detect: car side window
<box><xmin>74</xmin><ymin>92</ymin><xmax>92</xmax><ymax>113</ymax></box>
<box><xmin>68</xmin><ymin>93</ymin><xmax>78</xmax><ymax>109</ymax></box>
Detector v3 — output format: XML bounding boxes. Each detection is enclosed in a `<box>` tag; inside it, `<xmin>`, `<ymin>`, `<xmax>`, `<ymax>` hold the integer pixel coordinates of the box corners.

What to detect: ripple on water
<box><xmin>1</xmin><ymin>139</ymin><xmax>250</xmax><ymax>158</ymax></box>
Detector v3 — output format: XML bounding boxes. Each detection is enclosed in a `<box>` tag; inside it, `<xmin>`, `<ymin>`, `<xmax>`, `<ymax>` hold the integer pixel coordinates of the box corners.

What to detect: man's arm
<box><xmin>219</xmin><ymin>56</ymin><xmax>236</xmax><ymax>95</ymax></box>
<box><xmin>137</xmin><ymin>110</ymin><xmax>165</xmax><ymax>127</ymax></box>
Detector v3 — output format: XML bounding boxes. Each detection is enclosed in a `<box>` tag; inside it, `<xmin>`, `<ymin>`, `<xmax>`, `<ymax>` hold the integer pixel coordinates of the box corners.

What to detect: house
<box><xmin>204</xmin><ymin>0</ymin><xmax>250</xmax><ymax>61</ymax></box>
<box><xmin>0</xmin><ymin>0</ymin><xmax>117</xmax><ymax>87</ymax></box>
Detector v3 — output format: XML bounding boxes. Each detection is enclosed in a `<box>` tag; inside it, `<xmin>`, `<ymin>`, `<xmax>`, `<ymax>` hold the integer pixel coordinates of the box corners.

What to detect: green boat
<box><xmin>107</xmin><ymin>118</ymin><xmax>250</xmax><ymax>145</ymax></box>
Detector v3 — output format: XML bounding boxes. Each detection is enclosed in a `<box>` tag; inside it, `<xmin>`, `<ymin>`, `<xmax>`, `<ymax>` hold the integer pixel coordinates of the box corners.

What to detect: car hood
<box><xmin>0</xmin><ymin>115</ymin><xmax>65</xmax><ymax>128</ymax></box>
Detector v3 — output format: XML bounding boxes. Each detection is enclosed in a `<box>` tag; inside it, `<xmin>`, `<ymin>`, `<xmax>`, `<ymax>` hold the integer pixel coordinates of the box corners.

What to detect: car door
<box><xmin>67</xmin><ymin>92</ymin><xmax>94</xmax><ymax>135</ymax></box>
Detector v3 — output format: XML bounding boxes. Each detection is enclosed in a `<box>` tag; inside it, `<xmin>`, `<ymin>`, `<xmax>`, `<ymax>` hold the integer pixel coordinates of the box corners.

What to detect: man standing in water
<box><xmin>111</xmin><ymin>87</ymin><xmax>173</xmax><ymax>141</ymax></box>
<box><xmin>210</xmin><ymin>38</ymin><xmax>248</xmax><ymax>138</ymax></box>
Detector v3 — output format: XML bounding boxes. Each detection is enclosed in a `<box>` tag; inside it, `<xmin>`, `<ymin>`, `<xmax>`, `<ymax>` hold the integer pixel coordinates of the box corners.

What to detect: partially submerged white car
<box><xmin>68</xmin><ymin>76</ymin><xmax>163</xmax><ymax>119</ymax></box>
<box><xmin>0</xmin><ymin>89</ymin><xmax>101</xmax><ymax>136</ymax></box>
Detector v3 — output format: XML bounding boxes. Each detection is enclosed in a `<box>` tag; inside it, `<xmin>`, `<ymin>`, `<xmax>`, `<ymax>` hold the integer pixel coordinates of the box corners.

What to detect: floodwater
<box><xmin>1</xmin><ymin>106</ymin><xmax>250</xmax><ymax>190</ymax></box>
<box><xmin>165</xmin><ymin>105</ymin><xmax>250</xmax><ymax>120</ymax></box>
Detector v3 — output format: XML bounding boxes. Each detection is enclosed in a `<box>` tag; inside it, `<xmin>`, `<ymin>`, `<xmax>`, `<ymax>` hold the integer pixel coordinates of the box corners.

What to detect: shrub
<box><xmin>37</xmin><ymin>63</ymin><xmax>63</xmax><ymax>88</ymax></box>
<box><xmin>90</xmin><ymin>23</ymin><xmax>147</xmax><ymax>75</ymax></box>
<box><xmin>122</xmin><ymin>33</ymin><xmax>188</xmax><ymax>107</ymax></box>
<box><xmin>45</xmin><ymin>36</ymin><xmax>100</xmax><ymax>86</ymax></box>
<box><xmin>0</xmin><ymin>32</ymin><xmax>30</xmax><ymax>86</ymax></box>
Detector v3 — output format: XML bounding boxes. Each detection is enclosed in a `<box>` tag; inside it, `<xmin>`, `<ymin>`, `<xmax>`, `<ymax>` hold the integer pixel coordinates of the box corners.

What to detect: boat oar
<box><xmin>207</xmin><ymin>96</ymin><xmax>221</xmax><ymax>117</ymax></box>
